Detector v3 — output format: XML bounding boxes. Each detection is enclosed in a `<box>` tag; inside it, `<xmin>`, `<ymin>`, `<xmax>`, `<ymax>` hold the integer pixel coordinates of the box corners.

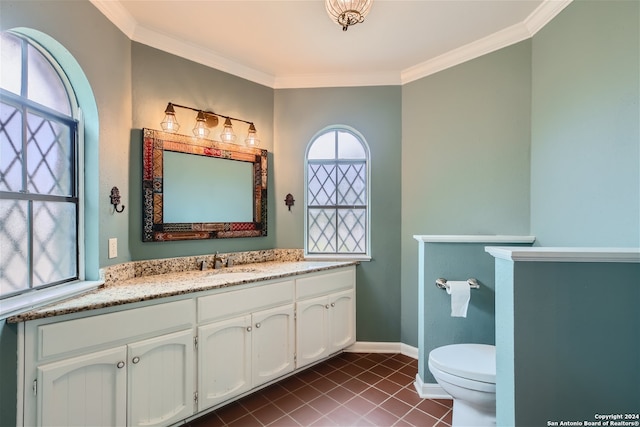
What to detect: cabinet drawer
<box><xmin>296</xmin><ymin>267</ymin><xmax>355</xmax><ymax>300</ymax></box>
<box><xmin>198</xmin><ymin>280</ymin><xmax>294</xmax><ymax>324</ymax></box>
<box><xmin>37</xmin><ymin>299</ymin><xmax>194</xmax><ymax>360</ymax></box>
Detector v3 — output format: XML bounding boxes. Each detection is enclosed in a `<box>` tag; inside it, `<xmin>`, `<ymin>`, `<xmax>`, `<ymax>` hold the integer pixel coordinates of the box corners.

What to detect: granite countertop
<box><xmin>9</xmin><ymin>260</ymin><xmax>356</xmax><ymax>323</ymax></box>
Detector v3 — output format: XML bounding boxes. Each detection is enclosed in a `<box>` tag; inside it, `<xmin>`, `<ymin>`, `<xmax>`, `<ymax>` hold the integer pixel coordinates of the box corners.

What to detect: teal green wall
<box><xmin>417</xmin><ymin>242</ymin><xmax>531</xmax><ymax>383</ymax></box>
<box><xmin>401</xmin><ymin>41</ymin><xmax>532</xmax><ymax>347</ymax></box>
<box><xmin>129</xmin><ymin>43</ymin><xmax>276</xmax><ymax>260</ymax></box>
<box><xmin>530</xmin><ymin>0</ymin><xmax>640</xmax><ymax>247</ymax></box>
<box><xmin>495</xmin><ymin>260</ymin><xmax>640</xmax><ymax>426</ymax></box>
<box><xmin>273</xmin><ymin>87</ymin><xmax>402</xmax><ymax>342</ymax></box>
<box><xmin>2</xmin><ymin>0</ymin><xmax>639</xmax><ymax>422</ymax></box>
<box><xmin>0</xmin><ymin>321</ymin><xmax>18</xmax><ymax>427</ymax></box>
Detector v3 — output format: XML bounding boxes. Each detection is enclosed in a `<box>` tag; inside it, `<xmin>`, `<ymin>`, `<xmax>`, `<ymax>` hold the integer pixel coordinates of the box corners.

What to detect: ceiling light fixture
<box><xmin>325</xmin><ymin>0</ymin><xmax>373</xmax><ymax>31</ymax></box>
<box><xmin>160</xmin><ymin>102</ymin><xmax>259</xmax><ymax>146</ymax></box>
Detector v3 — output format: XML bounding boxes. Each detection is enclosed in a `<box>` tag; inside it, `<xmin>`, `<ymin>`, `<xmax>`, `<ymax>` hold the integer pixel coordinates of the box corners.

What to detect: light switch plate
<box><xmin>108</xmin><ymin>238</ymin><xmax>117</xmax><ymax>259</ymax></box>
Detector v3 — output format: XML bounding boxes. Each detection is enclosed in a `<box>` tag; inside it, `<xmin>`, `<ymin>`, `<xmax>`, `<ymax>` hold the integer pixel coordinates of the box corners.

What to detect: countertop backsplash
<box><xmin>101</xmin><ymin>249</ymin><xmax>304</xmax><ymax>287</ymax></box>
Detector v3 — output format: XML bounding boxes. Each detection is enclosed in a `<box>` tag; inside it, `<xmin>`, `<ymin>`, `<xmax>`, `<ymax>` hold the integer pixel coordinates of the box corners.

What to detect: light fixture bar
<box><xmin>169</xmin><ymin>102</ymin><xmax>253</xmax><ymax>126</ymax></box>
<box><xmin>161</xmin><ymin>102</ymin><xmax>260</xmax><ymax>146</ymax></box>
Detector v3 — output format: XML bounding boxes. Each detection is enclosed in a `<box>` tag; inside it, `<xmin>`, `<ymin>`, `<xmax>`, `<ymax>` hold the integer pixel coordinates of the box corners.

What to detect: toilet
<box><xmin>428</xmin><ymin>343</ymin><xmax>496</xmax><ymax>427</ymax></box>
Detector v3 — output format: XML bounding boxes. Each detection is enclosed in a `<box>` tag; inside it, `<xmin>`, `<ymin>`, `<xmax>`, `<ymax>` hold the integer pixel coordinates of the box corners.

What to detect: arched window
<box><xmin>305</xmin><ymin>126</ymin><xmax>370</xmax><ymax>259</ymax></box>
<box><xmin>0</xmin><ymin>31</ymin><xmax>80</xmax><ymax>302</ymax></box>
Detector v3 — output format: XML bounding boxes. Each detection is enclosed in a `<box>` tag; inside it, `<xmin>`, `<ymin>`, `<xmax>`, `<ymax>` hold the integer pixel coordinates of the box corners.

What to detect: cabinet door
<box><xmin>295</xmin><ymin>295</ymin><xmax>330</xmax><ymax>369</ymax></box>
<box><xmin>197</xmin><ymin>315</ymin><xmax>252</xmax><ymax>411</ymax></box>
<box><xmin>128</xmin><ymin>329</ymin><xmax>195</xmax><ymax>427</ymax></box>
<box><xmin>252</xmin><ymin>304</ymin><xmax>295</xmax><ymax>386</ymax></box>
<box><xmin>329</xmin><ymin>289</ymin><xmax>356</xmax><ymax>353</ymax></box>
<box><xmin>37</xmin><ymin>346</ymin><xmax>127</xmax><ymax>427</ymax></box>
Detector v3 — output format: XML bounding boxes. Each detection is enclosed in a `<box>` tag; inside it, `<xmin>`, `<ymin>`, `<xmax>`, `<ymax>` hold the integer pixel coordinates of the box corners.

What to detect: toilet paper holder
<box><xmin>435</xmin><ymin>278</ymin><xmax>480</xmax><ymax>290</ymax></box>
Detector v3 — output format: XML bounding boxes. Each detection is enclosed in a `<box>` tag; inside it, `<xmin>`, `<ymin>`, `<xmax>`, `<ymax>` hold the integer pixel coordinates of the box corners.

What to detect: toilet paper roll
<box><xmin>446</xmin><ymin>281</ymin><xmax>471</xmax><ymax>317</ymax></box>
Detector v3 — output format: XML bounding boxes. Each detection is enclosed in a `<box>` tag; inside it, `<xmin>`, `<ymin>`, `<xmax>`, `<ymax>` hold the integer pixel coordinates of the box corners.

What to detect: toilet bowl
<box><xmin>428</xmin><ymin>344</ymin><xmax>496</xmax><ymax>427</ymax></box>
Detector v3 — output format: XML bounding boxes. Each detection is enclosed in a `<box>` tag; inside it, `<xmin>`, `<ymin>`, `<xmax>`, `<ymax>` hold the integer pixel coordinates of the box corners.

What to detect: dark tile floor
<box><xmin>188</xmin><ymin>352</ymin><xmax>452</xmax><ymax>427</ymax></box>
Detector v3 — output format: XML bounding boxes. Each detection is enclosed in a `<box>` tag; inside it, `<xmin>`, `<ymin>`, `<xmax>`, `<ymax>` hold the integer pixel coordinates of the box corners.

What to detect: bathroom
<box><xmin>1</xmin><ymin>1</ymin><xmax>639</xmax><ymax>426</ymax></box>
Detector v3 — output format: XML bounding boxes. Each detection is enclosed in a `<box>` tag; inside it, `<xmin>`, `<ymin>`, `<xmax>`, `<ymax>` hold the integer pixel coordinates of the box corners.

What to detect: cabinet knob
<box><xmin>255</xmin><ymin>322</ymin><xmax>261</xmax><ymax>329</ymax></box>
<box><xmin>116</xmin><ymin>361</ymin><xmax>125</xmax><ymax>369</ymax></box>
<box><xmin>331</xmin><ymin>302</ymin><xmax>335</xmax><ymax>307</ymax></box>
<box><xmin>132</xmin><ymin>356</ymin><xmax>140</xmax><ymax>364</ymax></box>
<box><xmin>246</xmin><ymin>326</ymin><xmax>252</xmax><ymax>332</ymax></box>
<box><xmin>325</xmin><ymin>304</ymin><xmax>330</xmax><ymax>309</ymax></box>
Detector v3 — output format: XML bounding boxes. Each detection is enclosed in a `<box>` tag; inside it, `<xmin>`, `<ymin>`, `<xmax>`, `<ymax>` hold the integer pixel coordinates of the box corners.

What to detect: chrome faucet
<box><xmin>213</xmin><ymin>252</ymin><xmax>224</xmax><ymax>269</ymax></box>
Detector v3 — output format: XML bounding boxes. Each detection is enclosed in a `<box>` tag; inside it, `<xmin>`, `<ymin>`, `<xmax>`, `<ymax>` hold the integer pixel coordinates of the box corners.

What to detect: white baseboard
<box><xmin>344</xmin><ymin>342</ymin><xmax>449</xmax><ymax>399</ymax></box>
<box><xmin>414</xmin><ymin>373</ymin><xmax>451</xmax><ymax>399</ymax></box>
<box><xmin>345</xmin><ymin>341</ymin><xmax>418</xmax><ymax>359</ymax></box>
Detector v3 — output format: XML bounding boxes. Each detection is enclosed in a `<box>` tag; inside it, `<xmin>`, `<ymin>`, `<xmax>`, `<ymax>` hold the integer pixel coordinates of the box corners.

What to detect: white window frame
<box><xmin>304</xmin><ymin>125</ymin><xmax>371</xmax><ymax>261</ymax></box>
<box><xmin>0</xmin><ymin>31</ymin><xmax>100</xmax><ymax>319</ymax></box>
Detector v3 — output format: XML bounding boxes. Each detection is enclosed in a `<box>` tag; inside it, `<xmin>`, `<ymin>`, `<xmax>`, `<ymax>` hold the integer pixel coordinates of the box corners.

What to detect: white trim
<box><xmin>0</xmin><ymin>280</ymin><xmax>103</xmax><ymax>321</ymax></box>
<box><xmin>401</xmin><ymin>0</ymin><xmax>572</xmax><ymax>84</ymax></box>
<box><xmin>89</xmin><ymin>0</ymin><xmax>137</xmax><ymax>38</ymax></box>
<box><xmin>524</xmin><ymin>0</ymin><xmax>573</xmax><ymax>35</ymax></box>
<box><xmin>414</xmin><ymin>373</ymin><xmax>451</xmax><ymax>399</ymax></box>
<box><xmin>132</xmin><ymin>25</ymin><xmax>276</xmax><ymax>88</ymax></box>
<box><xmin>413</xmin><ymin>235</ymin><xmax>536</xmax><ymax>244</ymax></box>
<box><xmin>401</xmin><ymin>21</ymin><xmax>531</xmax><ymax>84</ymax></box>
<box><xmin>16</xmin><ymin>322</ymin><xmax>24</xmax><ymax>426</ymax></box>
<box><xmin>273</xmin><ymin>71</ymin><xmax>401</xmax><ymax>89</ymax></box>
<box><xmin>345</xmin><ymin>341</ymin><xmax>419</xmax><ymax>360</ymax></box>
<box><xmin>89</xmin><ymin>0</ymin><xmax>572</xmax><ymax>89</ymax></box>
<box><xmin>485</xmin><ymin>247</ymin><xmax>640</xmax><ymax>263</ymax></box>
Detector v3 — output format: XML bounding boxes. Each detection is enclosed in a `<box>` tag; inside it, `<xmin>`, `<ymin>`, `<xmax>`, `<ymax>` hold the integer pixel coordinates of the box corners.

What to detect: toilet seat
<box><xmin>429</xmin><ymin>344</ymin><xmax>495</xmax><ymax>384</ymax></box>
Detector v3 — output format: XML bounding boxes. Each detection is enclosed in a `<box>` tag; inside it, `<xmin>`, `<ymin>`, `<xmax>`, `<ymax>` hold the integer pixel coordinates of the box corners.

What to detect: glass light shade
<box><xmin>245</xmin><ymin>123</ymin><xmax>260</xmax><ymax>147</ymax></box>
<box><xmin>325</xmin><ymin>0</ymin><xmax>373</xmax><ymax>31</ymax></box>
<box><xmin>160</xmin><ymin>103</ymin><xmax>180</xmax><ymax>132</ymax></box>
<box><xmin>220</xmin><ymin>117</ymin><xmax>237</xmax><ymax>143</ymax></box>
<box><xmin>192</xmin><ymin>111</ymin><xmax>210</xmax><ymax>138</ymax></box>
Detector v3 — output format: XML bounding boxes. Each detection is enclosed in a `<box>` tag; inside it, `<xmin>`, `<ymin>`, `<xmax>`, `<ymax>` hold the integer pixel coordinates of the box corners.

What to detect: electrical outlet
<box><xmin>108</xmin><ymin>238</ymin><xmax>117</xmax><ymax>259</ymax></box>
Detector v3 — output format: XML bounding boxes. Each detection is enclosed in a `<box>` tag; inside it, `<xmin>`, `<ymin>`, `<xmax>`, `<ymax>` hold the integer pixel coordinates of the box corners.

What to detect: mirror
<box><xmin>142</xmin><ymin>128</ymin><xmax>267</xmax><ymax>241</ymax></box>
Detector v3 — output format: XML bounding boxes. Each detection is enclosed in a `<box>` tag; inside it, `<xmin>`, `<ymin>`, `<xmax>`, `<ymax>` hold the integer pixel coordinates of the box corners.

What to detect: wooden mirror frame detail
<box><xmin>142</xmin><ymin>128</ymin><xmax>267</xmax><ymax>241</ymax></box>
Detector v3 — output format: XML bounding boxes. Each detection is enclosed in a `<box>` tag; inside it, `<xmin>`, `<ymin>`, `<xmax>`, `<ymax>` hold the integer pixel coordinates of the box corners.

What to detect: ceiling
<box><xmin>90</xmin><ymin>0</ymin><xmax>571</xmax><ymax>89</ymax></box>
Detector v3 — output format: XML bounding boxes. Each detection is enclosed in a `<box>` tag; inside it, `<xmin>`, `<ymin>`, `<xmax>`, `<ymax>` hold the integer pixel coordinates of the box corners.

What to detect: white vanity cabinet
<box><xmin>295</xmin><ymin>268</ymin><xmax>356</xmax><ymax>369</ymax></box>
<box><xmin>22</xmin><ymin>299</ymin><xmax>196</xmax><ymax>427</ymax></box>
<box><xmin>17</xmin><ymin>264</ymin><xmax>356</xmax><ymax>426</ymax></box>
<box><xmin>196</xmin><ymin>280</ymin><xmax>295</xmax><ymax>411</ymax></box>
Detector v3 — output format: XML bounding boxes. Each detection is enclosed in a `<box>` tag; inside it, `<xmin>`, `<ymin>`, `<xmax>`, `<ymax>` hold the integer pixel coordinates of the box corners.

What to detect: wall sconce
<box><xmin>284</xmin><ymin>193</ymin><xmax>295</xmax><ymax>211</ymax></box>
<box><xmin>110</xmin><ymin>186</ymin><xmax>125</xmax><ymax>213</ymax></box>
<box><xmin>160</xmin><ymin>102</ymin><xmax>259</xmax><ymax>146</ymax></box>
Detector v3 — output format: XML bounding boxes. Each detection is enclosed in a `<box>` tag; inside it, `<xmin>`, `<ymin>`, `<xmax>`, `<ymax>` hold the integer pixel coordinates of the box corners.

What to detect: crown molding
<box><xmin>400</xmin><ymin>0</ymin><xmax>573</xmax><ymax>85</ymax></box>
<box><xmin>89</xmin><ymin>0</ymin><xmax>136</xmax><ymax>38</ymax></box>
<box><xmin>524</xmin><ymin>0</ymin><xmax>573</xmax><ymax>35</ymax></box>
<box><xmin>401</xmin><ymin>22</ymin><xmax>532</xmax><ymax>84</ymax></box>
<box><xmin>90</xmin><ymin>0</ymin><xmax>573</xmax><ymax>89</ymax></box>
<box><xmin>273</xmin><ymin>71</ymin><xmax>401</xmax><ymax>89</ymax></box>
<box><xmin>132</xmin><ymin>26</ymin><xmax>276</xmax><ymax>88</ymax></box>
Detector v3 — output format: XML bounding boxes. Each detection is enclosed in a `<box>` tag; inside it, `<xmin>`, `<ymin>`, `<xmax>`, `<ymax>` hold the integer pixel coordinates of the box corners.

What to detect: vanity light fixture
<box><xmin>220</xmin><ymin>117</ymin><xmax>237</xmax><ymax>143</ymax></box>
<box><xmin>160</xmin><ymin>103</ymin><xmax>180</xmax><ymax>132</ymax></box>
<box><xmin>192</xmin><ymin>111</ymin><xmax>210</xmax><ymax>138</ymax></box>
<box><xmin>245</xmin><ymin>123</ymin><xmax>260</xmax><ymax>147</ymax></box>
<box><xmin>160</xmin><ymin>102</ymin><xmax>258</xmax><ymax>146</ymax></box>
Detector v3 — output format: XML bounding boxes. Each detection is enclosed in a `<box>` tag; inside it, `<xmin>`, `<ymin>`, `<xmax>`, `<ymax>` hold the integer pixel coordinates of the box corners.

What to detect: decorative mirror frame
<box><xmin>142</xmin><ymin>128</ymin><xmax>267</xmax><ymax>241</ymax></box>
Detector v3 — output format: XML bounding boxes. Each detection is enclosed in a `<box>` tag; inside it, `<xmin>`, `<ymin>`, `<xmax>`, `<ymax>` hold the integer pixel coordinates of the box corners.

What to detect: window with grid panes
<box><xmin>305</xmin><ymin>127</ymin><xmax>370</xmax><ymax>258</ymax></box>
<box><xmin>0</xmin><ymin>31</ymin><xmax>79</xmax><ymax>299</ymax></box>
